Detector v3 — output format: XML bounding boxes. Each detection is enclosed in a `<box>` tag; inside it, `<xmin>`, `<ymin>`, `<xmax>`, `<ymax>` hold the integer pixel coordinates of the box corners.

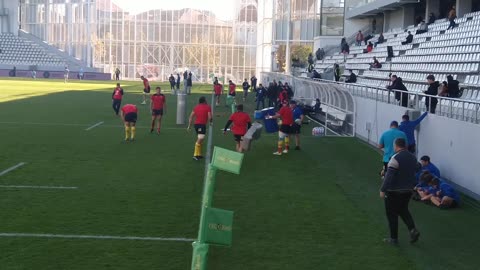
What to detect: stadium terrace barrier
<box><xmin>0</xmin><ymin>69</ymin><xmax>112</xmax><ymax>80</ymax></box>
<box><xmin>261</xmin><ymin>72</ymin><xmax>356</xmax><ymax>137</ymax></box>
<box><xmin>317</xmin><ymin>79</ymin><xmax>480</xmax><ymax>124</ymax></box>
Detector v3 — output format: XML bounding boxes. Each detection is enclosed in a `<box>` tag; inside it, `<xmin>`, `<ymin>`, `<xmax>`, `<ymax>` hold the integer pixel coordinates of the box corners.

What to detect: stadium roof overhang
<box><xmin>345</xmin><ymin>0</ymin><xmax>420</xmax><ymax>19</ymax></box>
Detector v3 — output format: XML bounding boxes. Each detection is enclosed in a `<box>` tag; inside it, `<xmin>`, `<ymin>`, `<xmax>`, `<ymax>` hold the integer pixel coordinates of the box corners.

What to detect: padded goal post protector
<box><xmin>241</xmin><ymin>122</ymin><xmax>263</xmax><ymax>151</ymax></box>
<box><xmin>191</xmin><ymin>242</ymin><xmax>209</xmax><ymax>270</ymax></box>
<box><xmin>211</xmin><ymin>146</ymin><xmax>244</xmax><ymax>175</ymax></box>
<box><xmin>203</xmin><ymin>207</ymin><xmax>234</xmax><ymax>246</ymax></box>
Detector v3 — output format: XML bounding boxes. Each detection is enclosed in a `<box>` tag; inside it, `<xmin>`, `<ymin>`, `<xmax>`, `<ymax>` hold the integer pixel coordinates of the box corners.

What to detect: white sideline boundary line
<box><xmin>0</xmin><ymin>233</ymin><xmax>195</xmax><ymax>242</ymax></box>
<box><xmin>85</xmin><ymin>121</ymin><xmax>104</xmax><ymax>131</ymax></box>
<box><xmin>0</xmin><ymin>185</ymin><xmax>78</xmax><ymax>190</ymax></box>
<box><xmin>0</xmin><ymin>121</ymin><xmax>186</xmax><ymax>130</ymax></box>
<box><xmin>0</xmin><ymin>162</ymin><xmax>26</xmax><ymax>177</ymax></box>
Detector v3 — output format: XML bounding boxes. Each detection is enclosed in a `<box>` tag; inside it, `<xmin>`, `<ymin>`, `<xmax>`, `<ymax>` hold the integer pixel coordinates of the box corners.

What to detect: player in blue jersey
<box><xmin>290</xmin><ymin>101</ymin><xmax>304</xmax><ymax>150</ymax></box>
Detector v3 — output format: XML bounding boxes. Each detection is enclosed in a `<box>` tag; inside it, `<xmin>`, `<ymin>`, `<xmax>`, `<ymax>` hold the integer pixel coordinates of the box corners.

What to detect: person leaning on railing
<box><xmin>385</xmin><ymin>75</ymin><xmax>408</xmax><ymax>108</ymax></box>
<box><xmin>424</xmin><ymin>75</ymin><xmax>439</xmax><ymax>114</ymax></box>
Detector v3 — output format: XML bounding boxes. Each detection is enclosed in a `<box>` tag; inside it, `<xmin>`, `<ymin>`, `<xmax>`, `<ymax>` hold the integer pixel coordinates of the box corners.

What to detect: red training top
<box><xmin>278</xmin><ymin>106</ymin><xmax>293</xmax><ymax>125</ymax></box>
<box><xmin>229</xmin><ymin>112</ymin><xmax>251</xmax><ymax>135</ymax></box>
<box><xmin>151</xmin><ymin>94</ymin><xmax>166</xmax><ymax>110</ymax></box>
<box><xmin>278</xmin><ymin>89</ymin><xmax>288</xmax><ymax>103</ymax></box>
<box><xmin>143</xmin><ymin>78</ymin><xmax>150</xmax><ymax>88</ymax></box>
<box><xmin>214</xmin><ymin>84</ymin><xmax>223</xmax><ymax>95</ymax></box>
<box><xmin>122</xmin><ymin>104</ymin><xmax>138</xmax><ymax>114</ymax></box>
<box><xmin>229</xmin><ymin>84</ymin><xmax>236</xmax><ymax>96</ymax></box>
<box><xmin>193</xmin><ymin>103</ymin><xmax>212</xmax><ymax>125</ymax></box>
<box><xmin>112</xmin><ymin>87</ymin><xmax>123</xmax><ymax>100</ymax></box>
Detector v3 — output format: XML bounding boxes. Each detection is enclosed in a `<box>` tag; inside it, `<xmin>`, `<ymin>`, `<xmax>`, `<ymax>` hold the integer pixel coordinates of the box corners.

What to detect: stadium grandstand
<box><xmin>1</xmin><ymin>0</ymin><xmax>480</xmax><ymax>269</ymax></box>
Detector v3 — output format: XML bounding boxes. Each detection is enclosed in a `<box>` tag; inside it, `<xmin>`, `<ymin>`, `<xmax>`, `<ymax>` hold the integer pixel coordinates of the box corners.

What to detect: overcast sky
<box><xmin>112</xmin><ymin>0</ymin><xmax>236</xmax><ymax>20</ymax></box>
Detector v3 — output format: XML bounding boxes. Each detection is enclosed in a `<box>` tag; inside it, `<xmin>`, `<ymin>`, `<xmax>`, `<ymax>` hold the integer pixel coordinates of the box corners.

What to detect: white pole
<box><xmin>285</xmin><ymin>0</ymin><xmax>291</xmax><ymax>75</ymax></box>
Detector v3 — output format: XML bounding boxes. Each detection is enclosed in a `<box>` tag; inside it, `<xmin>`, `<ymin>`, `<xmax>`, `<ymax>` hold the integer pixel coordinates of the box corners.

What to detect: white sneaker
<box><xmin>282</xmin><ymin>149</ymin><xmax>289</xmax><ymax>154</ymax></box>
<box><xmin>273</xmin><ymin>151</ymin><xmax>282</xmax><ymax>156</ymax></box>
<box><xmin>141</xmin><ymin>101</ymin><xmax>146</xmax><ymax>105</ymax></box>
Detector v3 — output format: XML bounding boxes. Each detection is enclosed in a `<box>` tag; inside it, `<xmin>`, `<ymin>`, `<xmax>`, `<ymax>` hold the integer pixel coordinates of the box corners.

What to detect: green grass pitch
<box><xmin>0</xmin><ymin>77</ymin><xmax>479</xmax><ymax>270</ymax></box>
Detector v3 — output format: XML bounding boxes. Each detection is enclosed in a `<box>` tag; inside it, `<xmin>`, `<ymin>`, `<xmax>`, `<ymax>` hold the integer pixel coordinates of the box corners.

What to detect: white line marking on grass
<box><xmin>85</xmin><ymin>121</ymin><xmax>104</xmax><ymax>131</ymax></box>
<box><xmin>0</xmin><ymin>233</ymin><xmax>195</xmax><ymax>242</ymax></box>
<box><xmin>0</xmin><ymin>185</ymin><xmax>78</xmax><ymax>190</ymax></box>
<box><xmin>0</xmin><ymin>121</ymin><xmax>87</xmax><ymax>127</ymax></box>
<box><xmin>0</xmin><ymin>121</ymin><xmax>187</xmax><ymax>130</ymax></box>
<box><xmin>0</xmin><ymin>162</ymin><xmax>26</xmax><ymax>177</ymax></box>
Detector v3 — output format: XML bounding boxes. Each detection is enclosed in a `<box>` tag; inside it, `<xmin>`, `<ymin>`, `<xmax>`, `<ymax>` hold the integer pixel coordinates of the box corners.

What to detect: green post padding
<box><xmin>211</xmin><ymin>147</ymin><xmax>244</xmax><ymax>175</ymax></box>
<box><xmin>203</xmin><ymin>207</ymin><xmax>234</xmax><ymax>246</ymax></box>
<box><xmin>191</xmin><ymin>242</ymin><xmax>209</xmax><ymax>270</ymax></box>
<box><xmin>226</xmin><ymin>95</ymin><xmax>234</xmax><ymax>106</ymax></box>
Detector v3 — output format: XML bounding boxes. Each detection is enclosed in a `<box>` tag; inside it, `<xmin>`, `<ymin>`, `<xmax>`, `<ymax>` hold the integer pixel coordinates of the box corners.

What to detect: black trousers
<box><xmin>447</xmin><ymin>19</ymin><xmax>455</xmax><ymax>30</ymax></box>
<box><xmin>385</xmin><ymin>191</ymin><xmax>416</xmax><ymax>239</ymax></box>
<box><xmin>426</xmin><ymin>98</ymin><xmax>438</xmax><ymax>114</ymax></box>
<box><xmin>113</xmin><ymin>99</ymin><xmax>121</xmax><ymax>115</ymax></box>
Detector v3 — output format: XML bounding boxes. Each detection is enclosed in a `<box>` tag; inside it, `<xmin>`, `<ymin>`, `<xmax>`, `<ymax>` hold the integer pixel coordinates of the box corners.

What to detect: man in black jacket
<box><xmin>345</xmin><ymin>70</ymin><xmax>357</xmax><ymax>83</ymax></box>
<box><xmin>446</xmin><ymin>75</ymin><xmax>461</xmax><ymax>98</ymax></box>
<box><xmin>387</xmin><ymin>75</ymin><xmax>408</xmax><ymax>107</ymax></box>
<box><xmin>380</xmin><ymin>138</ymin><xmax>420</xmax><ymax>245</ymax></box>
<box><xmin>401</xmin><ymin>31</ymin><xmax>413</xmax><ymax>45</ymax></box>
<box><xmin>424</xmin><ymin>75</ymin><xmax>439</xmax><ymax>113</ymax></box>
<box><xmin>267</xmin><ymin>82</ymin><xmax>277</xmax><ymax>108</ymax></box>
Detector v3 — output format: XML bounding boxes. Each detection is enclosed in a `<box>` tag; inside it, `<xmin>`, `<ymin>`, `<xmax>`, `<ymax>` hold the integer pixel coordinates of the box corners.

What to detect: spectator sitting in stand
<box><xmin>345</xmin><ymin>70</ymin><xmax>357</xmax><ymax>83</ymax></box>
<box><xmin>364</xmin><ymin>34</ymin><xmax>374</xmax><ymax>45</ymax></box>
<box><xmin>439</xmin><ymin>81</ymin><xmax>449</xmax><ymax>97</ymax></box>
<box><xmin>401</xmin><ymin>31</ymin><xmax>413</xmax><ymax>45</ymax></box>
<box><xmin>375</xmin><ymin>33</ymin><xmax>385</xmax><ymax>47</ymax></box>
<box><xmin>316</xmin><ymin>48</ymin><xmax>325</xmax><ymax>61</ymax></box>
<box><xmin>386</xmin><ymin>75</ymin><xmax>408</xmax><ymax>107</ymax></box>
<box><xmin>370</xmin><ymin>57</ymin><xmax>382</xmax><ymax>69</ymax></box>
<box><xmin>366</xmin><ymin>42</ymin><xmax>374</xmax><ymax>53</ymax></box>
<box><xmin>416</xmin><ymin>21</ymin><xmax>428</xmax><ymax>35</ymax></box>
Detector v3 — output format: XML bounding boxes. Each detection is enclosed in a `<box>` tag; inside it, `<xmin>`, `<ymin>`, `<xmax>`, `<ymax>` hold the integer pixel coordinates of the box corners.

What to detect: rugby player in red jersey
<box><xmin>187</xmin><ymin>96</ymin><xmax>212</xmax><ymax>160</ymax></box>
<box><xmin>112</xmin><ymin>83</ymin><xmax>124</xmax><ymax>116</ymax></box>
<box><xmin>150</xmin><ymin>86</ymin><xmax>166</xmax><ymax>134</ymax></box>
<box><xmin>120</xmin><ymin>104</ymin><xmax>138</xmax><ymax>141</ymax></box>
<box><xmin>223</xmin><ymin>104</ymin><xmax>252</xmax><ymax>153</ymax></box>
<box><xmin>213</xmin><ymin>81</ymin><xmax>223</xmax><ymax>106</ymax></box>
<box><xmin>140</xmin><ymin>75</ymin><xmax>151</xmax><ymax>105</ymax></box>
<box><xmin>268</xmin><ymin>100</ymin><xmax>293</xmax><ymax>155</ymax></box>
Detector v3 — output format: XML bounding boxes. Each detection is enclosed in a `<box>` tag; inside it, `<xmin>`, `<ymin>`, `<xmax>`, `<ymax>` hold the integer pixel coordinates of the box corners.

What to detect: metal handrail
<box><xmin>311</xmin><ymin>78</ymin><xmax>480</xmax><ymax>124</ymax></box>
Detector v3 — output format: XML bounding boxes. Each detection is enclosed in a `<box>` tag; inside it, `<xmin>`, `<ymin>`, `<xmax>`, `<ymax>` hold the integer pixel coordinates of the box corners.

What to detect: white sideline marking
<box><xmin>0</xmin><ymin>162</ymin><xmax>26</xmax><ymax>177</ymax></box>
<box><xmin>85</xmin><ymin>121</ymin><xmax>104</xmax><ymax>131</ymax></box>
<box><xmin>0</xmin><ymin>185</ymin><xmax>78</xmax><ymax>190</ymax></box>
<box><xmin>0</xmin><ymin>121</ymin><xmax>186</xmax><ymax>130</ymax></box>
<box><xmin>0</xmin><ymin>233</ymin><xmax>195</xmax><ymax>242</ymax></box>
